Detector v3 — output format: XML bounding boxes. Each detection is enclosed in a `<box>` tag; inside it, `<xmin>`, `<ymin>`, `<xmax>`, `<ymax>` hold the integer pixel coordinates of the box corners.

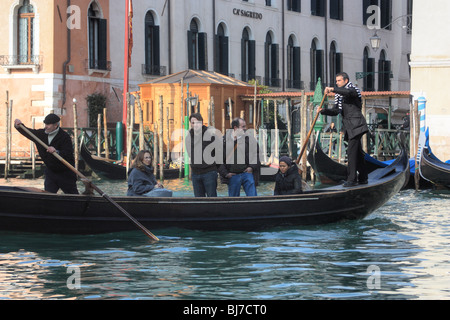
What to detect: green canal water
<box><xmin>0</xmin><ymin>177</ymin><xmax>449</xmax><ymax>301</ymax></box>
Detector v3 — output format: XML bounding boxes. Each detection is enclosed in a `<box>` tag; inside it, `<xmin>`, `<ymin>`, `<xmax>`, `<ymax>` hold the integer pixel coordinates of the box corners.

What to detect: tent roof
<box><xmin>141</xmin><ymin>70</ymin><xmax>253</xmax><ymax>87</ymax></box>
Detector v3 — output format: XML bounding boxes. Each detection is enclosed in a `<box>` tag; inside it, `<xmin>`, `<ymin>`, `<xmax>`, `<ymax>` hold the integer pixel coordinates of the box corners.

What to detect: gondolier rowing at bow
<box><xmin>14</xmin><ymin>114</ymin><xmax>79</xmax><ymax>194</ymax></box>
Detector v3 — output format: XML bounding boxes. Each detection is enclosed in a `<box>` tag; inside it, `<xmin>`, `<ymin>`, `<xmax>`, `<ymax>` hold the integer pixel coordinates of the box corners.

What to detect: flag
<box><xmin>128</xmin><ymin>0</ymin><xmax>133</xmax><ymax>67</ymax></box>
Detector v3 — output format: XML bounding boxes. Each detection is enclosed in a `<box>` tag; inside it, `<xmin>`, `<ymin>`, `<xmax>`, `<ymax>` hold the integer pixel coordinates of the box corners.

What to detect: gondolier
<box><xmin>319</xmin><ymin>72</ymin><xmax>369</xmax><ymax>187</ymax></box>
<box><xmin>14</xmin><ymin>114</ymin><xmax>79</xmax><ymax>194</ymax></box>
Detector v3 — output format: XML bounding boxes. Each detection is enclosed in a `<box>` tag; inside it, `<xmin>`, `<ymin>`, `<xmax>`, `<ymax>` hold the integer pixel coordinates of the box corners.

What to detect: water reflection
<box><xmin>1</xmin><ymin>179</ymin><xmax>449</xmax><ymax>300</ymax></box>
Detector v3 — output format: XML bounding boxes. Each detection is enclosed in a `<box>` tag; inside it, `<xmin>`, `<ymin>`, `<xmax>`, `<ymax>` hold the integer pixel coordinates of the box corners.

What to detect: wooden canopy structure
<box><xmin>138</xmin><ymin>70</ymin><xmax>256</xmax><ymax>133</ymax></box>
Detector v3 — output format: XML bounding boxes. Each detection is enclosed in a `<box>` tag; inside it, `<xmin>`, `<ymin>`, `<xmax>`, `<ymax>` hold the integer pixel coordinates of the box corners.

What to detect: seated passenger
<box><xmin>127</xmin><ymin>150</ymin><xmax>173</xmax><ymax>197</ymax></box>
<box><xmin>274</xmin><ymin>156</ymin><xmax>303</xmax><ymax>196</ymax></box>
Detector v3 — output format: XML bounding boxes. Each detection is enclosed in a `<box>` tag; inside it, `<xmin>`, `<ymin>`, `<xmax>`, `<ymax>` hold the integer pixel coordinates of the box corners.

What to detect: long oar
<box><xmin>19</xmin><ymin>124</ymin><xmax>159</xmax><ymax>242</ymax></box>
<box><xmin>296</xmin><ymin>93</ymin><xmax>328</xmax><ymax>165</ymax></box>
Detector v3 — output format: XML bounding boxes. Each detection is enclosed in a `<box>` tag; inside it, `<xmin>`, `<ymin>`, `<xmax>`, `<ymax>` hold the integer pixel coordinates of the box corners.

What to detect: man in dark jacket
<box><xmin>319</xmin><ymin>72</ymin><xmax>368</xmax><ymax>187</ymax></box>
<box><xmin>186</xmin><ymin>113</ymin><xmax>220</xmax><ymax>197</ymax></box>
<box><xmin>219</xmin><ymin>118</ymin><xmax>260</xmax><ymax>197</ymax></box>
<box><xmin>15</xmin><ymin>114</ymin><xmax>79</xmax><ymax>194</ymax></box>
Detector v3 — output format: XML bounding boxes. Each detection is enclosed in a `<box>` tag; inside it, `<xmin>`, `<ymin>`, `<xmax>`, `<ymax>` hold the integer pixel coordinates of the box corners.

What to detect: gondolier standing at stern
<box><xmin>318</xmin><ymin>72</ymin><xmax>369</xmax><ymax>188</ymax></box>
<box><xmin>14</xmin><ymin>114</ymin><xmax>79</xmax><ymax>194</ymax></box>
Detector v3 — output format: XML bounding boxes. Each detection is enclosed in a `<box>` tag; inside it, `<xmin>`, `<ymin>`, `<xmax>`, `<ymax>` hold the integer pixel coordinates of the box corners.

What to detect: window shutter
<box><xmin>248</xmin><ymin>40</ymin><xmax>256</xmax><ymax>80</ymax></box>
<box><xmin>241</xmin><ymin>39</ymin><xmax>247</xmax><ymax>81</ymax></box>
<box><xmin>264</xmin><ymin>41</ymin><xmax>270</xmax><ymax>83</ymax></box>
<box><xmin>316</xmin><ymin>49</ymin><xmax>324</xmax><ymax>83</ymax></box>
<box><xmin>293</xmin><ymin>47</ymin><xmax>301</xmax><ymax>89</ymax></box>
<box><xmin>187</xmin><ymin>31</ymin><xmax>193</xmax><ymax>69</ymax></box>
<box><xmin>272</xmin><ymin>43</ymin><xmax>279</xmax><ymax>87</ymax></box>
<box><xmin>311</xmin><ymin>0</ymin><xmax>317</xmax><ymax>15</ymax></box>
<box><xmin>214</xmin><ymin>35</ymin><xmax>220</xmax><ymax>72</ymax></box>
<box><xmin>221</xmin><ymin>36</ymin><xmax>229</xmax><ymax>75</ymax></box>
<box><xmin>153</xmin><ymin>26</ymin><xmax>160</xmax><ymax>73</ymax></box>
<box><xmin>98</xmin><ymin>19</ymin><xmax>107</xmax><ymax>70</ymax></box>
<box><xmin>198</xmin><ymin>32</ymin><xmax>208</xmax><ymax>71</ymax></box>
<box><xmin>336</xmin><ymin>52</ymin><xmax>343</xmax><ymax>74</ymax></box>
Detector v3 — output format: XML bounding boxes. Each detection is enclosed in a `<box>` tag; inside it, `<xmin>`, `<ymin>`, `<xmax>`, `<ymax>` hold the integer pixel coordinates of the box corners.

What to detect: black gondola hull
<box><xmin>420</xmin><ymin>148</ymin><xmax>450</xmax><ymax>188</ymax></box>
<box><xmin>0</xmin><ymin>150</ymin><xmax>409</xmax><ymax>235</ymax></box>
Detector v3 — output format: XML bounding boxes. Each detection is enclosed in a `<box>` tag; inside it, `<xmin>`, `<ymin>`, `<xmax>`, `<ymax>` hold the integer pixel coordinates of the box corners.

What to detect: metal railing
<box><xmin>0</xmin><ymin>55</ymin><xmax>41</xmax><ymax>66</ymax></box>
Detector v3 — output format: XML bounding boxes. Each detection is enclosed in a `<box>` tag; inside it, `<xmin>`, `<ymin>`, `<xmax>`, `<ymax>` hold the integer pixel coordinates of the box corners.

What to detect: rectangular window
<box><xmin>311</xmin><ymin>0</ymin><xmax>325</xmax><ymax>17</ymax></box>
<box><xmin>287</xmin><ymin>0</ymin><xmax>301</xmax><ymax>12</ymax></box>
<box><xmin>329</xmin><ymin>0</ymin><xmax>343</xmax><ymax>20</ymax></box>
<box><xmin>380</xmin><ymin>0</ymin><xmax>392</xmax><ymax>30</ymax></box>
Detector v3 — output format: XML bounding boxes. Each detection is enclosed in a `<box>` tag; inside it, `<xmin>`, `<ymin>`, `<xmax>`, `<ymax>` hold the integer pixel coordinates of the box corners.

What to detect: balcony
<box><xmin>264</xmin><ymin>77</ymin><xmax>281</xmax><ymax>88</ymax></box>
<box><xmin>86</xmin><ymin>59</ymin><xmax>112</xmax><ymax>76</ymax></box>
<box><xmin>286</xmin><ymin>79</ymin><xmax>304</xmax><ymax>90</ymax></box>
<box><xmin>142</xmin><ymin>64</ymin><xmax>167</xmax><ymax>77</ymax></box>
<box><xmin>0</xmin><ymin>55</ymin><xmax>41</xmax><ymax>74</ymax></box>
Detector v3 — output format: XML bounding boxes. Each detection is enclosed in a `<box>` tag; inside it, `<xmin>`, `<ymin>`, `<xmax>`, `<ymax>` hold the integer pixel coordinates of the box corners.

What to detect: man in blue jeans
<box><xmin>219</xmin><ymin>118</ymin><xmax>260</xmax><ymax>197</ymax></box>
<box><xmin>186</xmin><ymin>113</ymin><xmax>219</xmax><ymax>197</ymax></box>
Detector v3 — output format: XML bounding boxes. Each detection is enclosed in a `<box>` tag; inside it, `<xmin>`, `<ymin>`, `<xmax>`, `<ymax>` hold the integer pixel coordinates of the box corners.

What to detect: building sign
<box><xmin>233</xmin><ymin>8</ymin><xmax>263</xmax><ymax>20</ymax></box>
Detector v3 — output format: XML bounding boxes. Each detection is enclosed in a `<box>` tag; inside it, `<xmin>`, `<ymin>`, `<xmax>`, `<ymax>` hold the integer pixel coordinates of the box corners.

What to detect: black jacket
<box><xmin>274</xmin><ymin>164</ymin><xmax>303</xmax><ymax>195</ymax></box>
<box><xmin>218</xmin><ymin>131</ymin><xmax>261</xmax><ymax>185</ymax></box>
<box><xmin>321</xmin><ymin>86</ymin><xmax>368</xmax><ymax>140</ymax></box>
<box><xmin>16</xmin><ymin>125</ymin><xmax>76</xmax><ymax>173</ymax></box>
<box><xmin>186</xmin><ymin>125</ymin><xmax>219</xmax><ymax>175</ymax></box>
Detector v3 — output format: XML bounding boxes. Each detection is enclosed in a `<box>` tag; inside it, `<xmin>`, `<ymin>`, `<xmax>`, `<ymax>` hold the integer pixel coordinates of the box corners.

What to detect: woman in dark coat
<box><xmin>127</xmin><ymin>150</ymin><xmax>172</xmax><ymax>197</ymax></box>
<box><xmin>274</xmin><ymin>156</ymin><xmax>303</xmax><ymax>196</ymax></box>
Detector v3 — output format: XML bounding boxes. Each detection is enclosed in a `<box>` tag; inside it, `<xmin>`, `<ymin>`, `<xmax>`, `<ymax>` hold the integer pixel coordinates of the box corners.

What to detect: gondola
<box><xmin>80</xmin><ymin>143</ymin><xmax>183</xmax><ymax>180</ymax></box>
<box><xmin>0</xmin><ymin>147</ymin><xmax>409</xmax><ymax>235</ymax></box>
<box><xmin>419</xmin><ymin>129</ymin><xmax>450</xmax><ymax>188</ymax></box>
<box><xmin>307</xmin><ymin>135</ymin><xmax>388</xmax><ymax>184</ymax></box>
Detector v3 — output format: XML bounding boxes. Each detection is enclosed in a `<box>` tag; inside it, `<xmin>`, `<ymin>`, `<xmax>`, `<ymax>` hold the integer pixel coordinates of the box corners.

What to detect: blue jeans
<box><xmin>228</xmin><ymin>172</ymin><xmax>257</xmax><ymax>197</ymax></box>
<box><xmin>192</xmin><ymin>170</ymin><xmax>218</xmax><ymax>197</ymax></box>
<box><xmin>143</xmin><ymin>188</ymin><xmax>173</xmax><ymax>197</ymax></box>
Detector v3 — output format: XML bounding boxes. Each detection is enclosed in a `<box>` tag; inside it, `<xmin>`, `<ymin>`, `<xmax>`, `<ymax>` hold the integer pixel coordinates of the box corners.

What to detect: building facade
<box><xmin>1</xmin><ymin>0</ymin><xmax>412</xmax><ymax>157</ymax></box>
<box><xmin>410</xmin><ymin>0</ymin><xmax>450</xmax><ymax>160</ymax></box>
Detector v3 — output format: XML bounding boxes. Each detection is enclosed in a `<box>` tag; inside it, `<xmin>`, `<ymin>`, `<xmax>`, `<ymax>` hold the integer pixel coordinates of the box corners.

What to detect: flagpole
<box><xmin>123</xmin><ymin>0</ymin><xmax>130</xmax><ymax>129</ymax></box>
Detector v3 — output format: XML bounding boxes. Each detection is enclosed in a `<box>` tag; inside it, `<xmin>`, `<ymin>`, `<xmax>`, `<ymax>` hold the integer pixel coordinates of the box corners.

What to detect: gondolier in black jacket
<box><xmin>318</xmin><ymin>72</ymin><xmax>369</xmax><ymax>187</ymax></box>
<box><xmin>14</xmin><ymin>114</ymin><xmax>79</xmax><ymax>194</ymax></box>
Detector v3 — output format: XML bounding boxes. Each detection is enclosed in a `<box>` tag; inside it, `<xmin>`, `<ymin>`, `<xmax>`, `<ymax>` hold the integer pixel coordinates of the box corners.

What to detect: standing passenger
<box><xmin>219</xmin><ymin>118</ymin><xmax>260</xmax><ymax>197</ymax></box>
<box><xmin>186</xmin><ymin>113</ymin><xmax>219</xmax><ymax>197</ymax></box>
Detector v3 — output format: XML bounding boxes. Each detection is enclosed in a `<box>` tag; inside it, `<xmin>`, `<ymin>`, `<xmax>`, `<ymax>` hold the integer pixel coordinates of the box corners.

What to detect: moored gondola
<box><xmin>80</xmin><ymin>143</ymin><xmax>182</xmax><ymax>180</ymax></box>
<box><xmin>419</xmin><ymin>130</ymin><xmax>450</xmax><ymax>189</ymax></box>
<box><xmin>0</xmin><ymin>146</ymin><xmax>409</xmax><ymax>235</ymax></box>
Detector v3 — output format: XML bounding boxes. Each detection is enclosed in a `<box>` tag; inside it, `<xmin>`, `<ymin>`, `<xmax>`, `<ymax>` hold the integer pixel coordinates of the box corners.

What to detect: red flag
<box><xmin>128</xmin><ymin>0</ymin><xmax>133</xmax><ymax>67</ymax></box>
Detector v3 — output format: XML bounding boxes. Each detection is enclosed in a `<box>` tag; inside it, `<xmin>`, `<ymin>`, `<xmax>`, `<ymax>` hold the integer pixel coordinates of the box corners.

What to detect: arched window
<box><xmin>215</xmin><ymin>23</ymin><xmax>229</xmax><ymax>76</ymax></box>
<box><xmin>144</xmin><ymin>11</ymin><xmax>160</xmax><ymax>75</ymax></box>
<box><xmin>363</xmin><ymin>47</ymin><xmax>375</xmax><ymax>91</ymax></box>
<box><xmin>329</xmin><ymin>41</ymin><xmax>343</xmax><ymax>87</ymax></box>
<box><xmin>378</xmin><ymin>50</ymin><xmax>391</xmax><ymax>91</ymax></box>
<box><xmin>17</xmin><ymin>0</ymin><xmax>35</xmax><ymax>64</ymax></box>
<box><xmin>88</xmin><ymin>2</ymin><xmax>107</xmax><ymax>70</ymax></box>
<box><xmin>265</xmin><ymin>32</ymin><xmax>279</xmax><ymax>87</ymax></box>
<box><xmin>188</xmin><ymin>19</ymin><xmax>207</xmax><ymax>70</ymax></box>
<box><xmin>310</xmin><ymin>38</ymin><xmax>324</xmax><ymax>90</ymax></box>
<box><xmin>287</xmin><ymin>35</ymin><xmax>301</xmax><ymax>89</ymax></box>
<box><xmin>241</xmin><ymin>28</ymin><xmax>255</xmax><ymax>82</ymax></box>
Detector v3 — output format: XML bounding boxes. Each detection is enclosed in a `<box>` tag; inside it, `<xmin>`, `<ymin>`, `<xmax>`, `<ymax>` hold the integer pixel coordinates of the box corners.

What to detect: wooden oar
<box><xmin>296</xmin><ymin>93</ymin><xmax>328</xmax><ymax>165</ymax></box>
<box><xmin>18</xmin><ymin>124</ymin><xmax>159</xmax><ymax>242</ymax></box>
